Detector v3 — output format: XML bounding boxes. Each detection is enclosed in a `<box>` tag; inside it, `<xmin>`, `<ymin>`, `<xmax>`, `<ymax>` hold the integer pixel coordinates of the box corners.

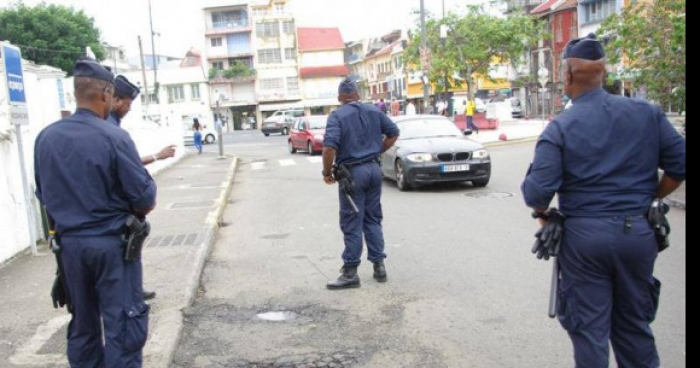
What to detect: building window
<box><xmin>260</xmin><ymin>77</ymin><xmax>284</xmax><ymax>91</ymax></box>
<box><xmin>167</xmin><ymin>85</ymin><xmax>185</xmax><ymax>103</ymax></box>
<box><xmin>285</xmin><ymin>47</ymin><xmax>297</xmax><ymax>61</ymax></box>
<box><xmin>212</xmin><ymin>61</ymin><xmax>224</xmax><ymax>70</ymax></box>
<box><xmin>211</xmin><ymin>10</ymin><xmax>248</xmax><ymax>29</ymax></box>
<box><xmin>283</xmin><ymin>20</ymin><xmax>295</xmax><ymax>34</ymax></box>
<box><xmin>191</xmin><ymin>84</ymin><xmax>201</xmax><ymax>100</ymax></box>
<box><xmin>256</xmin><ymin>21</ymin><xmax>280</xmax><ymax>38</ymax></box>
<box><xmin>258</xmin><ymin>48</ymin><xmax>282</xmax><ymax>64</ymax></box>
<box><xmin>211</xmin><ymin>38</ymin><xmax>223</xmax><ymax>47</ymax></box>
<box><xmin>274</xmin><ymin>3</ymin><xmax>285</xmax><ymax>14</ymax></box>
<box><xmin>286</xmin><ymin>77</ymin><xmax>299</xmax><ymax>93</ymax></box>
<box><xmin>252</xmin><ymin>7</ymin><xmax>267</xmax><ymax>17</ymax></box>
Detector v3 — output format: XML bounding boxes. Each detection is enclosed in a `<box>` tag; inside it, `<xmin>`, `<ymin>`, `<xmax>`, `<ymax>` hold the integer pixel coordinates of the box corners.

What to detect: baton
<box><xmin>548</xmin><ymin>257</ymin><xmax>559</xmax><ymax>319</ymax></box>
<box><xmin>344</xmin><ymin>193</ymin><xmax>359</xmax><ymax>214</ymax></box>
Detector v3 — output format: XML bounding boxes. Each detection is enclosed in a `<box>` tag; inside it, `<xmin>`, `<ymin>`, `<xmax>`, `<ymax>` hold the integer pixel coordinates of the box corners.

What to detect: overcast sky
<box><xmin>0</xmin><ymin>0</ymin><xmax>492</xmax><ymax>58</ymax></box>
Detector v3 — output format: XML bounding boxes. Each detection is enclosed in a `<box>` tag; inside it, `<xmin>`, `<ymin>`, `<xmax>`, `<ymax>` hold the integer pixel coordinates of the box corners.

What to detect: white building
<box><xmin>297</xmin><ymin>27</ymin><xmax>349</xmax><ymax>115</ymax></box>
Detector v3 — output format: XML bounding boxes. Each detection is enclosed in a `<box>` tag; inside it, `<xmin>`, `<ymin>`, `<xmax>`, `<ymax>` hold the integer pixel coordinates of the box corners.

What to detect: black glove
<box><xmin>647</xmin><ymin>199</ymin><xmax>671</xmax><ymax>252</ymax></box>
<box><xmin>532</xmin><ymin>208</ymin><xmax>566</xmax><ymax>261</ymax></box>
<box><xmin>51</xmin><ymin>271</ymin><xmax>68</xmax><ymax>309</ymax></box>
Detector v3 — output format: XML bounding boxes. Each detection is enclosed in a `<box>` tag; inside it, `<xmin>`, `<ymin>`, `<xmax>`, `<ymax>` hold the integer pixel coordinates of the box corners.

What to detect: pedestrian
<box><xmin>193</xmin><ymin>118</ymin><xmax>203</xmax><ymax>154</ymax></box>
<box><xmin>109</xmin><ymin>75</ymin><xmax>175</xmax><ymax>301</ymax></box>
<box><xmin>391</xmin><ymin>98</ymin><xmax>400</xmax><ymax>117</ymax></box>
<box><xmin>34</xmin><ymin>57</ymin><xmax>157</xmax><ymax>368</ymax></box>
<box><xmin>521</xmin><ymin>33</ymin><xmax>686</xmax><ymax>368</ymax></box>
<box><xmin>322</xmin><ymin>78</ymin><xmax>400</xmax><ymax>290</ymax></box>
<box><xmin>406</xmin><ymin>99</ymin><xmax>416</xmax><ymax>116</ymax></box>
<box><xmin>376</xmin><ymin>98</ymin><xmax>388</xmax><ymax>115</ymax></box>
<box><xmin>465</xmin><ymin>97</ymin><xmax>479</xmax><ymax>134</ymax></box>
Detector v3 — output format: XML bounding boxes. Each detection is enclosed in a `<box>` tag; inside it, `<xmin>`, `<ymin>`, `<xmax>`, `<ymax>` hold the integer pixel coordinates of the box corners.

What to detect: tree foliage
<box><xmin>404</xmin><ymin>5</ymin><xmax>546</xmax><ymax>97</ymax></box>
<box><xmin>599</xmin><ymin>0</ymin><xmax>686</xmax><ymax>112</ymax></box>
<box><xmin>0</xmin><ymin>2</ymin><xmax>105</xmax><ymax>74</ymax></box>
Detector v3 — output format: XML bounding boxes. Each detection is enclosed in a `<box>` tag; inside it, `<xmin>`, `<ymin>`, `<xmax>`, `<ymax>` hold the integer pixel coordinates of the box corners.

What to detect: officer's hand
<box><xmin>324</xmin><ymin>175</ymin><xmax>336</xmax><ymax>185</ymax></box>
<box><xmin>157</xmin><ymin>145</ymin><xmax>177</xmax><ymax>159</ymax></box>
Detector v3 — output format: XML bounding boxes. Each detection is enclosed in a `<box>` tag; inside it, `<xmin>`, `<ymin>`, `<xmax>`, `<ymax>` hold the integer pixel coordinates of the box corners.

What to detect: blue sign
<box><xmin>2</xmin><ymin>43</ymin><xmax>27</xmax><ymax>105</ymax></box>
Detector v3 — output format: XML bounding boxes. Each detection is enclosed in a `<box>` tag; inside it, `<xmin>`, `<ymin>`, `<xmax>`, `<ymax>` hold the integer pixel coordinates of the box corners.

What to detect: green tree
<box><xmin>0</xmin><ymin>2</ymin><xmax>105</xmax><ymax>74</ymax></box>
<box><xmin>599</xmin><ymin>0</ymin><xmax>686</xmax><ymax>112</ymax></box>
<box><xmin>404</xmin><ymin>6</ymin><xmax>546</xmax><ymax>98</ymax></box>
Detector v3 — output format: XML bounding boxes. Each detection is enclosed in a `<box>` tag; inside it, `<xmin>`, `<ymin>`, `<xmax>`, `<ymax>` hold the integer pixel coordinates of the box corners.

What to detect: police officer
<box><xmin>521</xmin><ymin>34</ymin><xmax>686</xmax><ymax>368</ymax></box>
<box><xmin>110</xmin><ymin>75</ymin><xmax>175</xmax><ymax>301</ymax></box>
<box><xmin>34</xmin><ymin>58</ymin><xmax>157</xmax><ymax>368</ymax></box>
<box><xmin>322</xmin><ymin>78</ymin><xmax>399</xmax><ymax>290</ymax></box>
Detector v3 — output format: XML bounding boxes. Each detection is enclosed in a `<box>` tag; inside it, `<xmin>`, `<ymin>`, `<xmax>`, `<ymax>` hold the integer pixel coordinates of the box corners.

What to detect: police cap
<box><xmin>73</xmin><ymin>57</ymin><xmax>115</xmax><ymax>83</ymax></box>
<box><xmin>115</xmin><ymin>75</ymin><xmax>140</xmax><ymax>100</ymax></box>
<box><xmin>564</xmin><ymin>33</ymin><xmax>606</xmax><ymax>61</ymax></box>
<box><xmin>338</xmin><ymin>78</ymin><xmax>359</xmax><ymax>95</ymax></box>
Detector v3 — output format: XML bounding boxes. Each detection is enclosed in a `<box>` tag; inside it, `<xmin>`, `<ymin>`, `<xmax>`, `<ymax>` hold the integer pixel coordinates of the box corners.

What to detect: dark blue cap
<box><xmin>115</xmin><ymin>75</ymin><xmax>140</xmax><ymax>100</ymax></box>
<box><xmin>564</xmin><ymin>33</ymin><xmax>606</xmax><ymax>60</ymax></box>
<box><xmin>73</xmin><ymin>57</ymin><xmax>115</xmax><ymax>83</ymax></box>
<box><xmin>338</xmin><ymin>78</ymin><xmax>359</xmax><ymax>95</ymax></box>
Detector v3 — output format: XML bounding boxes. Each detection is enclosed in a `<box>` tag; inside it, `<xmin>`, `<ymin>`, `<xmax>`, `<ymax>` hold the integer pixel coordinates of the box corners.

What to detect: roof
<box><xmin>531</xmin><ymin>0</ymin><xmax>561</xmax><ymax>14</ymax></box>
<box><xmin>299</xmin><ymin>66</ymin><xmax>350</xmax><ymax>78</ymax></box>
<box><xmin>297</xmin><ymin>28</ymin><xmax>345</xmax><ymax>52</ymax></box>
<box><xmin>365</xmin><ymin>41</ymin><xmax>401</xmax><ymax>60</ymax></box>
<box><xmin>552</xmin><ymin>0</ymin><xmax>578</xmax><ymax>12</ymax></box>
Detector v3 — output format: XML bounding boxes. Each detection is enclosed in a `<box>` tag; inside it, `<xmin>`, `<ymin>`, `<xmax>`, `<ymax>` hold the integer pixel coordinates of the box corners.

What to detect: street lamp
<box><xmin>538</xmin><ymin>66</ymin><xmax>549</xmax><ymax>125</ymax></box>
<box><xmin>420</xmin><ymin>0</ymin><xmax>430</xmax><ymax>114</ymax></box>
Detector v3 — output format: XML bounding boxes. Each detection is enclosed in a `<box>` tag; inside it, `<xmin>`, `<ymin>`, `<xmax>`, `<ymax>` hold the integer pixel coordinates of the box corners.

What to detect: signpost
<box><xmin>538</xmin><ymin>67</ymin><xmax>549</xmax><ymax>127</ymax></box>
<box><xmin>2</xmin><ymin>41</ymin><xmax>37</xmax><ymax>255</ymax></box>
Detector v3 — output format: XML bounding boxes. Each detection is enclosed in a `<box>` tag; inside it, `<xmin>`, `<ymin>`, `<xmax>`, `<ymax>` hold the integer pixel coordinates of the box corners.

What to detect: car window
<box><xmin>308</xmin><ymin>117</ymin><xmax>328</xmax><ymax>130</ymax></box>
<box><xmin>292</xmin><ymin>110</ymin><xmax>304</xmax><ymax>118</ymax></box>
<box><xmin>398</xmin><ymin>118</ymin><xmax>463</xmax><ymax>140</ymax></box>
<box><xmin>299</xmin><ymin>121</ymin><xmax>306</xmax><ymax>130</ymax></box>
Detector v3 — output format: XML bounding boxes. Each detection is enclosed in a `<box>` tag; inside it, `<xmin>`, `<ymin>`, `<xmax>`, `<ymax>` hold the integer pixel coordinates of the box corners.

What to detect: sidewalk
<box><xmin>0</xmin><ymin>151</ymin><xmax>238</xmax><ymax>368</ymax></box>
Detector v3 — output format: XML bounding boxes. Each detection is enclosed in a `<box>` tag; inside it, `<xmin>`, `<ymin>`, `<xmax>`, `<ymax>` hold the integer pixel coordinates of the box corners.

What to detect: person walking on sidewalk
<box><xmin>193</xmin><ymin>118</ymin><xmax>204</xmax><ymax>154</ymax></box>
<box><xmin>322</xmin><ymin>78</ymin><xmax>399</xmax><ymax>290</ymax></box>
<box><xmin>521</xmin><ymin>34</ymin><xmax>686</xmax><ymax>368</ymax></box>
<box><xmin>34</xmin><ymin>58</ymin><xmax>157</xmax><ymax>368</ymax></box>
<box><xmin>109</xmin><ymin>75</ymin><xmax>175</xmax><ymax>301</ymax></box>
<box><xmin>465</xmin><ymin>97</ymin><xmax>479</xmax><ymax>134</ymax></box>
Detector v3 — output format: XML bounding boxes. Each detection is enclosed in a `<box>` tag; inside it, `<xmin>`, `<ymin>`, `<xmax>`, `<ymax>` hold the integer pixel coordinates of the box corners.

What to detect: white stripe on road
<box><xmin>251</xmin><ymin>162</ymin><xmax>266</xmax><ymax>171</ymax></box>
<box><xmin>307</xmin><ymin>157</ymin><xmax>322</xmax><ymax>164</ymax></box>
<box><xmin>10</xmin><ymin>314</ymin><xmax>71</xmax><ymax>365</ymax></box>
<box><xmin>279</xmin><ymin>159</ymin><xmax>296</xmax><ymax>167</ymax></box>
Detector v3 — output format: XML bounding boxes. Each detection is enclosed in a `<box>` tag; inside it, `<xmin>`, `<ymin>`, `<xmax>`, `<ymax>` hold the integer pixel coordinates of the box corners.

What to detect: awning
<box><xmin>303</xmin><ymin>98</ymin><xmax>341</xmax><ymax>108</ymax></box>
<box><xmin>258</xmin><ymin>101</ymin><xmax>304</xmax><ymax>112</ymax></box>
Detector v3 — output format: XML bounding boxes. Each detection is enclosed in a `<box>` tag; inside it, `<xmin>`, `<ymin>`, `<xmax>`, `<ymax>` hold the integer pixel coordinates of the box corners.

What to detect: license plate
<box><xmin>441</xmin><ymin>164</ymin><xmax>470</xmax><ymax>173</ymax></box>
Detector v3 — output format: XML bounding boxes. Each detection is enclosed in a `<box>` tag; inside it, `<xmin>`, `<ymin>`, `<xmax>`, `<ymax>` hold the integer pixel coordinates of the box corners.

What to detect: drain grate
<box><xmin>169</xmin><ymin>200</ymin><xmax>216</xmax><ymax>209</ymax></box>
<box><xmin>463</xmin><ymin>192</ymin><xmax>515</xmax><ymax>199</ymax></box>
<box><xmin>146</xmin><ymin>233</ymin><xmax>199</xmax><ymax>248</ymax></box>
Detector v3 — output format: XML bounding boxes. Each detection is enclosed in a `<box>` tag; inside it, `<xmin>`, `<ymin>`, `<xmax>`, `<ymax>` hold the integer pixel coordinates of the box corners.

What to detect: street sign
<box><xmin>1</xmin><ymin>42</ymin><xmax>27</xmax><ymax>105</ymax></box>
<box><xmin>10</xmin><ymin>105</ymin><xmax>29</xmax><ymax>125</ymax></box>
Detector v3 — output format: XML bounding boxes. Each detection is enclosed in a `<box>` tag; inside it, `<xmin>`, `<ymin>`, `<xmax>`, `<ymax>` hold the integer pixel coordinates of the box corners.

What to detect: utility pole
<box><xmin>148</xmin><ymin>0</ymin><xmax>158</xmax><ymax>102</ymax></box>
<box><xmin>420</xmin><ymin>0</ymin><xmax>431</xmax><ymax>114</ymax></box>
<box><xmin>138</xmin><ymin>36</ymin><xmax>150</xmax><ymax>110</ymax></box>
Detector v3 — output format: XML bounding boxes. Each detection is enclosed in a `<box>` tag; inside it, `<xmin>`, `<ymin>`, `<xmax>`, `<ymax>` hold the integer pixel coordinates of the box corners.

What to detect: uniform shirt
<box><xmin>522</xmin><ymin>88</ymin><xmax>686</xmax><ymax>217</ymax></box>
<box><xmin>324</xmin><ymin>102</ymin><xmax>400</xmax><ymax>166</ymax></box>
<box><xmin>35</xmin><ymin>109</ymin><xmax>157</xmax><ymax>236</ymax></box>
<box><xmin>107</xmin><ymin>111</ymin><xmax>121</xmax><ymax>127</ymax></box>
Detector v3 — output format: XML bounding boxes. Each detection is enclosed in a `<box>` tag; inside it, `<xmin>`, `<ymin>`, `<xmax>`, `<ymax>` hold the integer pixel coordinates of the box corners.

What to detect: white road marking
<box><xmin>251</xmin><ymin>162</ymin><xmax>266</xmax><ymax>171</ymax></box>
<box><xmin>307</xmin><ymin>157</ymin><xmax>322</xmax><ymax>164</ymax></box>
<box><xmin>279</xmin><ymin>159</ymin><xmax>296</xmax><ymax>167</ymax></box>
<box><xmin>10</xmin><ymin>314</ymin><xmax>71</xmax><ymax>365</ymax></box>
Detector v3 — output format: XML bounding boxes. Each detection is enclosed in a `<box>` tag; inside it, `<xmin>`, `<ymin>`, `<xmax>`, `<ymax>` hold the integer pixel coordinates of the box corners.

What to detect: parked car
<box><xmin>182</xmin><ymin>119</ymin><xmax>217</xmax><ymax>146</ymax></box>
<box><xmin>262</xmin><ymin>109</ymin><xmax>305</xmax><ymax>136</ymax></box>
<box><xmin>381</xmin><ymin>115</ymin><xmax>491</xmax><ymax>191</ymax></box>
<box><xmin>510</xmin><ymin>97</ymin><xmax>524</xmax><ymax>118</ymax></box>
<box><xmin>288</xmin><ymin>115</ymin><xmax>329</xmax><ymax>155</ymax></box>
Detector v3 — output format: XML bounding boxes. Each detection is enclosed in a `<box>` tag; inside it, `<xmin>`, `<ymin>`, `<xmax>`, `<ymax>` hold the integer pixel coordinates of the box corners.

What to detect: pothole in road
<box><xmin>256</xmin><ymin>310</ymin><xmax>299</xmax><ymax>322</ymax></box>
<box><xmin>462</xmin><ymin>191</ymin><xmax>515</xmax><ymax>199</ymax></box>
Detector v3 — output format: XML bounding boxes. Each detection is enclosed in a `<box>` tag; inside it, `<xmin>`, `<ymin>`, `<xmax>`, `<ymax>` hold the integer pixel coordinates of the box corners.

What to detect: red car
<box><xmin>288</xmin><ymin>115</ymin><xmax>329</xmax><ymax>155</ymax></box>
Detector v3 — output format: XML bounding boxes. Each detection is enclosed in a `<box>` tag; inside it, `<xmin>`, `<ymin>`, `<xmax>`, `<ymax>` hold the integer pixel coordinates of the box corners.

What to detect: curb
<box><xmin>483</xmin><ymin>136</ymin><xmax>539</xmax><ymax>148</ymax></box>
<box><xmin>160</xmin><ymin>155</ymin><xmax>239</xmax><ymax>368</ymax></box>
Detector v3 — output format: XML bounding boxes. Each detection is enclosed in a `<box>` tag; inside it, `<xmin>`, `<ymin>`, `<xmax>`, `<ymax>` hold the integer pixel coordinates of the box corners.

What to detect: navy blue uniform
<box><xmin>522</xmin><ymin>89</ymin><xmax>686</xmax><ymax>368</ymax></box>
<box><xmin>107</xmin><ymin>111</ymin><xmax>121</xmax><ymax>127</ymax></box>
<box><xmin>324</xmin><ymin>102</ymin><xmax>399</xmax><ymax>266</ymax></box>
<box><xmin>35</xmin><ymin>109</ymin><xmax>157</xmax><ymax>368</ymax></box>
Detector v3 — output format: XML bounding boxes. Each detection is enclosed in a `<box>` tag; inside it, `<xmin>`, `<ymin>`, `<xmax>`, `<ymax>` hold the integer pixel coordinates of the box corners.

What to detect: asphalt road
<box><xmin>172</xmin><ymin>130</ymin><xmax>686</xmax><ymax>368</ymax></box>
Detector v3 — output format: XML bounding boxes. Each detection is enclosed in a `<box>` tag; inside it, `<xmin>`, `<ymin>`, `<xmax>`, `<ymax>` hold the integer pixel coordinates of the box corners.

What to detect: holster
<box><xmin>122</xmin><ymin>215</ymin><xmax>151</xmax><ymax>262</ymax></box>
<box><xmin>334</xmin><ymin>164</ymin><xmax>357</xmax><ymax>195</ymax></box>
<box><xmin>50</xmin><ymin>234</ymin><xmax>73</xmax><ymax>313</ymax></box>
<box><xmin>647</xmin><ymin>199</ymin><xmax>671</xmax><ymax>252</ymax></box>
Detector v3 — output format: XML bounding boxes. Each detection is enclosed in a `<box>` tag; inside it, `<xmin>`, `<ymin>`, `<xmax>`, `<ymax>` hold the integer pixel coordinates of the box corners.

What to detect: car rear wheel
<box><xmin>205</xmin><ymin>134</ymin><xmax>215</xmax><ymax>144</ymax></box>
<box><xmin>282</xmin><ymin>127</ymin><xmax>289</xmax><ymax>135</ymax></box>
<box><xmin>472</xmin><ymin>177</ymin><xmax>490</xmax><ymax>188</ymax></box>
<box><xmin>307</xmin><ymin>141</ymin><xmax>315</xmax><ymax>156</ymax></box>
<box><xmin>395</xmin><ymin>160</ymin><xmax>411</xmax><ymax>191</ymax></box>
<box><xmin>289</xmin><ymin>140</ymin><xmax>297</xmax><ymax>154</ymax></box>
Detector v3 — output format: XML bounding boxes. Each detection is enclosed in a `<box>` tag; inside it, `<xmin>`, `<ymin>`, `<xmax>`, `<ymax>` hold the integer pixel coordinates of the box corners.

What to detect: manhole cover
<box><xmin>463</xmin><ymin>192</ymin><xmax>515</xmax><ymax>199</ymax></box>
<box><xmin>256</xmin><ymin>311</ymin><xmax>298</xmax><ymax>322</ymax></box>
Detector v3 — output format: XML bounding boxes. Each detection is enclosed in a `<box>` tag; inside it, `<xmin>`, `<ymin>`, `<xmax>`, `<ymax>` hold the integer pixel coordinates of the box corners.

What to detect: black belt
<box><xmin>343</xmin><ymin>157</ymin><xmax>378</xmax><ymax>168</ymax></box>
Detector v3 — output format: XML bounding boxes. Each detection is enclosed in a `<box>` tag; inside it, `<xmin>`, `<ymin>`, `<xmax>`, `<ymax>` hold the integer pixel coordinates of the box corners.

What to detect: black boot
<box><xmin>327</xmin><ymin>265</ymin><xmax>360</xmax><ymax>290</ymax></box>
<box><xmin>373</xmin><ymin>261</ymin><xmax>387</xmax><ymax>283</ymax></box>
<box><xmin>143</xmin><ymin>290</ymin><xmax>157</xmax><ymax>300</ymax></box>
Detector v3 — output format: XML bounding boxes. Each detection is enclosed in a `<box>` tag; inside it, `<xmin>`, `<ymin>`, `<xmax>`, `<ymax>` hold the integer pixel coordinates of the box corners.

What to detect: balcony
<box><xmin>206</xmin><ymin>22</ymin><xmax>252</xmax><ymax>36</ymax></box>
